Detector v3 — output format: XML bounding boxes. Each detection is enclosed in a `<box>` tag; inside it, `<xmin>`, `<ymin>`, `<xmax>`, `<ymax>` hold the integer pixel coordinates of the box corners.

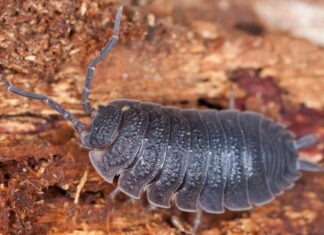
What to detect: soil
<box><xmin>0</xmin><ymin>0</ymin><xmax>323</xmax><ymax>234</ymax></box>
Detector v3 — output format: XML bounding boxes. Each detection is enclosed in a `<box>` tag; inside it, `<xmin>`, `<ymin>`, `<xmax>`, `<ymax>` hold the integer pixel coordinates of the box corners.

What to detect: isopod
<box><xmin>1</xmin><ymin>5</ymin><xmax>323</xmax><ymax>234</ymax></box>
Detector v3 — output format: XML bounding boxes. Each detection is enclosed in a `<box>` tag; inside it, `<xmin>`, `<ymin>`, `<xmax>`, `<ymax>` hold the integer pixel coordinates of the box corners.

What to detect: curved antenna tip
<box><xmin>114</xmin><ymin>4</ymin><xmax>123</xmax><ymax>35</ymax></box>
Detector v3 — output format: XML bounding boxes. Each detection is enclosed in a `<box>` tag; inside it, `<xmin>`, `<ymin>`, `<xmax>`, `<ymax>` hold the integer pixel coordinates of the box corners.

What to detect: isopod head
<box><xmin>81</xmin><ymin>105</ymin><xmax>122</xmax><ymax>148</ymax></box>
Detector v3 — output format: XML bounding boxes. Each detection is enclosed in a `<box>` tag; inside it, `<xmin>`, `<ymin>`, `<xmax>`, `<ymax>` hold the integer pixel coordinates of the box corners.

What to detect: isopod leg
<box><xmin>192</xmin><ymin>209</ymin><xmax>203</xmax><ymax>235</ymax></box>
<box><xmin>228</xmin><ymin>91</ymin><xmax>236</xmax><ymax>109</ymax></box>
<box><xmin>82</xmin><ymin>5</ymin><xmax>123</xmax><ymax>115</ymax></box>
<box><xmin>109</xmin><ymin>187</ymin><xmax>121</xmax><ymax>200</ymax></box>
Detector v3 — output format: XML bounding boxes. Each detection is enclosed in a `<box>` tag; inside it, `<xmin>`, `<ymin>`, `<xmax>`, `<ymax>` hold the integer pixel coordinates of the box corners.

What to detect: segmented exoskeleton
<box><xmin>83</xmin><ymin>99</ymin><xmax>321</xmax><ymax>214</ymax></box>
<box><xmin>1</xmin><ymin>5</ymin><xmax>322</xmax><ymax>234</ymax></box>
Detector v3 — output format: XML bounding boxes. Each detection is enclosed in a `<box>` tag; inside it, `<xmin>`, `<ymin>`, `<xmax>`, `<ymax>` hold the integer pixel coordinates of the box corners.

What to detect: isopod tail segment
<box><xmin>226</xmin><ymin>91</ymin><xmax>322</xmax><ymax>172</ymax></box>
<box><xmin>295</xmin><ymin>134</ymin><xmax>324</xmax><ymax>172</ymax></box>
<box><xmin>0</xmin><ymin>4</ymin><xmax>124</xmax><ymax>135</ymax></box>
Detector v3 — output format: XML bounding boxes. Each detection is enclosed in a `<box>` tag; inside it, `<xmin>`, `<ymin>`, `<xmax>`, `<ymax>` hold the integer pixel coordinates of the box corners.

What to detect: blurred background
<box><xmin>0</xmin><ymin>0</ymin><xmax>323</xmax><ymax>234</ymax></box>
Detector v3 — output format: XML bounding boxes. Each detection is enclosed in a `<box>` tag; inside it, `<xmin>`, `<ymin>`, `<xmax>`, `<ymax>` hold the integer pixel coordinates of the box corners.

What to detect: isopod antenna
<box><xmin>0</xmin><ymin>75</ymin><xmax>86</xmax><ymax>134</ymax></box>
<box><xmin>82</xmin><ymin>4</ymin><xmax>123</xmax><ymax>116</ymax></box>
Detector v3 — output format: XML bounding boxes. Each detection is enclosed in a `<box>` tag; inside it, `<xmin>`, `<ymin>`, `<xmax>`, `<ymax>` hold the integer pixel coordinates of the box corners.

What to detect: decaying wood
<box><xmin>0</xmin><ymin>0</ymin><xmax>323</xmax><ymax>234</ymax></box>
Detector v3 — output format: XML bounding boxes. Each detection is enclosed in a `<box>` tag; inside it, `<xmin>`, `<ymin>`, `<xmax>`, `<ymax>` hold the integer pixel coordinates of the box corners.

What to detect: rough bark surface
<box><xmin>0</xmin><ymin>0</ymin><xmax>323</xmax><ymax>234</ymax></box>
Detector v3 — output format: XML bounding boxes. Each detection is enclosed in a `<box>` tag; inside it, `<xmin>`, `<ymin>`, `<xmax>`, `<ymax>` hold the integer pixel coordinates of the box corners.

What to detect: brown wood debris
<box><xmin>0</xmin><ymin>0</ymin><xmax>323</xmax><ymax>234</ymax></box>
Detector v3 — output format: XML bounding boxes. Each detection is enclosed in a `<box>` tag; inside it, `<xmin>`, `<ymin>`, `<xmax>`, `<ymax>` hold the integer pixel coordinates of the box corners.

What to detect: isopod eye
<box><xmin>82</xmin><ymin>105</ymin><xmax>122</xmax><ymax>148</ymax></box>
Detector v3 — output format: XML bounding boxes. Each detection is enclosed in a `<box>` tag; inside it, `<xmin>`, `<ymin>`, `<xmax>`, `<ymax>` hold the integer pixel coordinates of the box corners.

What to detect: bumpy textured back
<box><xmin>88</xmin><ymin>99</ymin><xmax>301</xmax><ymax>213</ymax></box>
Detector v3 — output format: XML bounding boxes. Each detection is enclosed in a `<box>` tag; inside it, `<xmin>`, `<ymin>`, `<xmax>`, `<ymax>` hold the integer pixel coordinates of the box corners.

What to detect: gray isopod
<box><xmin>1</xmin><ymin>5</ymin><xmax>323</xmax><ymax>234</ymax></box>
